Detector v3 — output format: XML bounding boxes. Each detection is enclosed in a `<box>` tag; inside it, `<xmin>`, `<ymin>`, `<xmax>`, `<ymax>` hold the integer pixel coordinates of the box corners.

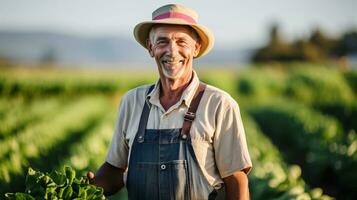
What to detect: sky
<box><xmin>0</xmin><ymin>0</ymin><xmax>356</xmax><ymax>48</ymax></box>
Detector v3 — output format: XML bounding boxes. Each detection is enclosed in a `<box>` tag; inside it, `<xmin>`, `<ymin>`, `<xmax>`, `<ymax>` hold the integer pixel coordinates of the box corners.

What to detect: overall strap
<box><xmin>136</xmin><ymin>84</ymin><xmax>155</xmax><ymax>143</ymax></box>
<box><xmin>181</xmin><ymin>82</ymin><xmax>206</xmax><ymax>138</ymax></box>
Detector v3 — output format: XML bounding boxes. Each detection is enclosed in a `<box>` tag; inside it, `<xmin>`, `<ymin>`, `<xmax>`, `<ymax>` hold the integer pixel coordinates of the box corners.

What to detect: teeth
<box><xmin>164</xmin><ymin>61</ymin><xmax>180</xmax><ymax>64</ymax></box>
<box><xmin>163</xmin><ymin>60</ymin><xmax>183</xmax><ymax>64</ymax></box>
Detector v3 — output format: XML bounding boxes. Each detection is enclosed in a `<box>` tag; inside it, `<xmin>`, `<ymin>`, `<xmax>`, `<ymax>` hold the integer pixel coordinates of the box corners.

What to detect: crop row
<box><xmin>241</xmin><ymin>112</ymin><xmax>332</xmax><ymax>200</ymax></box>
<box><xmin>0</xmin><ymin>77</ymin><xmax>121</xmax><ymax>97</ymax></box>
<box><xmin>57</xmin><ymin>109</ymin><xmax>128</xmax><ymax>200</ymax></box>
<box><xmin>247</xmin><ymin>101</ymin><xmax>356</xmax><ymax>199</ymax></box>
<box><xmin>0</xmin><ymin>69</ymin><xmax>157</xmax><ymax>97</ymax></box>
<box><xmin>0</xmin><ymin>96</ymin><xmax>111</xmax><ymax>195</ymax></box>
<box><xmin>58</xmin><ymin>110</ymin><xmax>116</xmax><ymax>174</ymax></box>
<box><xmin>235</xmin><ymin>67</ymin><xmax>357</xmax><ymax>132</ymax></box>
<box><xmin>0</xmin><ymin>97</ymin><xmax>27</xmax><ymax>118</ymax></box>
<box><xmin>0</xmin><ymin>97</ymin><xmax>65</xmax><ymax>139</ymax></box>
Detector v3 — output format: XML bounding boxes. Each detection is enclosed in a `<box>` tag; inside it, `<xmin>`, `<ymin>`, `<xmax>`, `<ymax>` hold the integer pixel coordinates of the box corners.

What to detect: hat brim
<box><xmin>133</xmin><ymin>19</ymin><xmax>214</xmax><ymax>58</ymax></box>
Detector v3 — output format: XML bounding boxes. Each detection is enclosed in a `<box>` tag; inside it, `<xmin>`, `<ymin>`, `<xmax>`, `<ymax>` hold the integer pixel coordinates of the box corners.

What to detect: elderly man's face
<box><xmin>147</xmin><ymin>25</ymin><xmax>201</xmax><ymax>80</ymax></box>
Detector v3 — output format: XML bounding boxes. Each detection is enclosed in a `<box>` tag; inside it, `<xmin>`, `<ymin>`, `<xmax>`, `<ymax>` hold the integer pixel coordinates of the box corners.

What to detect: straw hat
<box><xmin>134</xmin><ymin>4</ymin><xmax>214</xmax><ymax>58</ymax></box>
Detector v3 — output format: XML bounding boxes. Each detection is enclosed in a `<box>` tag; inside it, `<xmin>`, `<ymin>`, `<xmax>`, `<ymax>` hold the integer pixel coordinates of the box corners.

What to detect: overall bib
<box><xmin>126</xmin><ymin>83</ymin><xmax>224</xmax><ymax>200</ymax></box>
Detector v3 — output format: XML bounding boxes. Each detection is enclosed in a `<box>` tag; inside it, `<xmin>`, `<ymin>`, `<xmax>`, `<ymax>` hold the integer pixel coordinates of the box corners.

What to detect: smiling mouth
<box><xmin>162</xmin><ymin>60</ymin><xmax>184</xmax><ymax>65</ymax></box>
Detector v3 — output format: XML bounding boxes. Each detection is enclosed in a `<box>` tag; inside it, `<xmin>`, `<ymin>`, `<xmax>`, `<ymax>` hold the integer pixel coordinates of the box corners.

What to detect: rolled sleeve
<box><xmin>214</xmin><ymin>102</ymin><xmax>252</xmax><ymax>178</ymax></box>
<box><xmin>105</xmin><ymin>95</ymin><xmax>129</xmax><ymax>169</ymax></box>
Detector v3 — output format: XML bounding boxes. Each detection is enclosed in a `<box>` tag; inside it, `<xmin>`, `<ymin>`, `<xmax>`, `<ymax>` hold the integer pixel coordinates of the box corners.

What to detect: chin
<box><xmin>163</xmin><ymin>73</ymin><xmax>180</xmax><ymax>80</ymax></box>
<box><xmin>162</xmin><ymin>68</ymin><xmax>183</xmax><ymax>80</ymax></box>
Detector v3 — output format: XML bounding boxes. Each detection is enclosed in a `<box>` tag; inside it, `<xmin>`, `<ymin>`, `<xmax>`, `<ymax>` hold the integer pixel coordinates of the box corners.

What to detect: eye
<box><xmin>156</xmin><ymin>39</ymin><xmax>167</xmax><ymax>45</ymax></box>
<box><xmin>177</xmin><ymin>39</ymin><xmax>188</xmax><ymax>46</ymax></box>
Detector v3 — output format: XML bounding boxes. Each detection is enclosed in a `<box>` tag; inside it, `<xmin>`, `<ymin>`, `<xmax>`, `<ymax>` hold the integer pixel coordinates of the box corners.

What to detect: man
<box><xmin>88</xmin><ymin>4</ymin><xmax>252</xmax><ymax>200</ymax></box>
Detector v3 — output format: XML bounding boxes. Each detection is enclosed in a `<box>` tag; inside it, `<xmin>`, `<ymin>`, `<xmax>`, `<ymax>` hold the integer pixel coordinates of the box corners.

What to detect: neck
<box><xmin>159</xmin><ymin>71</ymin><xmax>193</xmax><ymax>110</ymax></box>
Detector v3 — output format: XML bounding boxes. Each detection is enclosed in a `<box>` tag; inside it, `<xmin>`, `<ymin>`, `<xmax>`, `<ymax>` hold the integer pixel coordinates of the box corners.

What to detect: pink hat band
<box><xmin>153</xmin><ymin>12</ymin><xmax>197</xmax><ymax>24</ymax></box>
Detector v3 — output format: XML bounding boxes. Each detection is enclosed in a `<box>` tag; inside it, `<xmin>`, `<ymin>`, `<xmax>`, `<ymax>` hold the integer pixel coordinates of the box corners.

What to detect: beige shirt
<box><xmin>106</xmin><ymin>70</ymin><xmax>252</xmax><ymax>188</ymax></box>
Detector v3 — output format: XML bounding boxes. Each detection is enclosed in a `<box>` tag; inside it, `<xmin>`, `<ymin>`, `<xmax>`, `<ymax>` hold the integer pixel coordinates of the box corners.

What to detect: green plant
<box><xmin>5</xmin><ymin>166</ymin><xmax>105</xmax><ymax>200</ymax></box>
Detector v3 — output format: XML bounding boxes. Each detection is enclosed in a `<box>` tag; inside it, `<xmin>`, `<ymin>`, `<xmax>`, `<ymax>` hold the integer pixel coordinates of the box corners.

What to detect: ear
<box><xmin>146</xmin><ymin>39</ymin><xmax>154</xmax><ymax>57</ymax></box>
<box><xmin>193</xmin><ymin>41</ymin><xmax>201</xmax><ymax>57</ymax></box>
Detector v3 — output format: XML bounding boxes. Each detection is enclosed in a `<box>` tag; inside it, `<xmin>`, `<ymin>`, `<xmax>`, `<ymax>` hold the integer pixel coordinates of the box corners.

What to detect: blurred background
<box><xmin>0</xmin><ymin>0</ymin><xmax>356</xmax><ymax>200</ymax></box>
<box><xmin>1</xmin><ymin>0</ymin><xmax>356</xmax><ymax>67</ymax></box>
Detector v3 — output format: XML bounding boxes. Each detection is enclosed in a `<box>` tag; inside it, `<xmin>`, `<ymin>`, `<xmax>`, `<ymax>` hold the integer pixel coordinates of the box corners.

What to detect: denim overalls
<box><xmin>126</xmin><ymin>84</ymin><xmax>224</xmax><ymax>200</ymax></box>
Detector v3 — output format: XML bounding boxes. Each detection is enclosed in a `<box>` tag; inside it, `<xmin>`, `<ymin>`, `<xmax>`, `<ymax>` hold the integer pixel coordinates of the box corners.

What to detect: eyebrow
<box><xmin>156</xmin><ymin>35</ymin><xmax>189</xmax><ymax>41</ymax></box>
<box><xmin>156</xmin><ymin>36</ymin><xmax>168</xmax><ymax>41</ymax></box>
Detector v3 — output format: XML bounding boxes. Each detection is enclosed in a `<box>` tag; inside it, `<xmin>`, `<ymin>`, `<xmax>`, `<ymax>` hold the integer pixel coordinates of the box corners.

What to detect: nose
<box><xmin>166</xmin><ymin>41</ymin><xmax>179</xmax><ymax>57</ymax></box>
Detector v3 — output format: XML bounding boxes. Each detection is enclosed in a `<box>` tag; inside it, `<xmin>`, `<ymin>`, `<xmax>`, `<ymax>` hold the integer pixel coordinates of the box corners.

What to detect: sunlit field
<box><xmin>0</xmin><ymin>64</ymin><xmax>356</xmax><ymax>199</ymax></box>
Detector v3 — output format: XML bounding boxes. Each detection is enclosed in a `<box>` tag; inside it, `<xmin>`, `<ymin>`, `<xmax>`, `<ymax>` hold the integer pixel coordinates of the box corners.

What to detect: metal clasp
<box><xmin>137</xmin><ymin>135</ymin><xmax>144</xmax><ymax>143</ymax></box>
<box><xmin>184</xmin><ymin>111</ymin><xmax>195</xmax><ymax>121</ymax></box>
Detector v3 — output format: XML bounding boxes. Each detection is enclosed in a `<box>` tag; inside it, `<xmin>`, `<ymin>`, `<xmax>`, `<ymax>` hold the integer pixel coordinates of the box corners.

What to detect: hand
<box><xmin>87</xmin><ymin>162</ymin><xmax>125</xmax><ymax>195</ymax></box>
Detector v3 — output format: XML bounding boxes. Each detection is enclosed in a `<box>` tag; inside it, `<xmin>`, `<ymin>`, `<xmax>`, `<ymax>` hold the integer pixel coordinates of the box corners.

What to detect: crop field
<box><xmin>0</xmin><ymin>65</ymin><xmax>356</xmax><ymax>199</ymax></box>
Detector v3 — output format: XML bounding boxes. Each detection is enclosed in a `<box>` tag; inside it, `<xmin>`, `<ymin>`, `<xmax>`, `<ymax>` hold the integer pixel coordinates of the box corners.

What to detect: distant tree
<box><xmin>309</xmin><ymin>28</ymin><xmax>339</xmax><ymax>56</ymax></box>
<box><xmin>270</xmin><ymin>24</ymin><xmax>281</xmax><ymax>45</ymax></box>
<box><xmin>293</xmin><ymin>39</ymin><xmax>325</xmax><ymax>62</ymax></box>
<box><xmin>338</xmin><ymin>30</ymin><xmax>357</xmax><ymax>55</ymax></box>
<box><xmin>251</xmin><ymin>24</ymin><xmax>355</xmax><ymax>64</ymax></box>
<box><xmin>252</xmin><ymin>23</ymin><xmax>295</xmax><ymax>62</ymax></box>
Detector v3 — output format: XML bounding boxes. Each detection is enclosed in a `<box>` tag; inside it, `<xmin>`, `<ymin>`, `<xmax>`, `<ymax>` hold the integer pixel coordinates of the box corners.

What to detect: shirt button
<box><xmin>182</xmin><ymin>134</ymin><xmax>187</xmax><ymax>139</ymax></box>
<box><xmin>160</xmin><ymin>164</ymin><xmax>166</xmax><ymax>170</ymax></box>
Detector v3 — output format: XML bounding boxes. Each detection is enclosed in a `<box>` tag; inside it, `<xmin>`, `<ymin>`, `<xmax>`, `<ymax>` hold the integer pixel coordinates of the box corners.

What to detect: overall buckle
<box><xmin>184</xmin><ymin>111</ymin><xmax>195</xmax><ymax>121</ymax></box>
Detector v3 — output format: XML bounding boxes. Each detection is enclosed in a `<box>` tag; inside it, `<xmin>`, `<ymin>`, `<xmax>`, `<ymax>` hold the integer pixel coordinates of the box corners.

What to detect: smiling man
<box><xmin>88</xmin><ymin>4</ymin><xmax>252</xmax><ymax>200</ymax></box>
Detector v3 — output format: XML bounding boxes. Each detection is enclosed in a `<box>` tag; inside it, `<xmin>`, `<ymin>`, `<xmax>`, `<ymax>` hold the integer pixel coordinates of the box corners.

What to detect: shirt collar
<box><xmin>146</xmin><ymin>70</ymin><xmax>200</xmax><ymax>110</ymax></box>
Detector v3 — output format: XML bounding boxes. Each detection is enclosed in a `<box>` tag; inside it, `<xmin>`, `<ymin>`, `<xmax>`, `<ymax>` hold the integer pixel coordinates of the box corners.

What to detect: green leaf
<box><xmin>38</xmin><ymin>175</ymin><xmax>52</xmax><ymax>187</ymax></box>
<box><xmin>62</xmin><ymin>185</ymin><xmax>73</xmax><ymax>200</ymax></box>
<box><xmin>49</xmin><ymin>170</ymin><xmax>67</xmax><ymax>187</ymax></box>
<box><xmin>64</xmin><ymin>166</ymin><xmax>76</xmax><ymax>185</ymax></box>
<box><xmin>5</xmin><ymin>193</ymin><xmax>35</xmax><ymax>200</ymax></box>
<box><xmin>5</xmin><ymin>166</ymin><xmax>106</xmax><ymax>200</ymax></box>
<box><xmin>78</xmin><ymin>185</ymin><xmax>90</xmax><ymax>198</ymax></box>
<box><xmin>25</xmin><ymin>168</ymin><xmax>41</xmax><ymax>190</ymax></box>
<box><xmin>24</xmin><ymin>168</ymin><xmax>45</xmax><ymax>197</ymax></box>
<box><xmin>86</xmin><ymin>186</ymin><xmax>98</xmax><ymax>198</ymax></box>
<box><xmin>44</xmin><ymin>188</ymin><xmax>57</xmax><ymax>200</ymax></box>
<box><xmin>87</xmin><ymin>186</ymin><xmax>105</xmax><ymax>200</ymax></box>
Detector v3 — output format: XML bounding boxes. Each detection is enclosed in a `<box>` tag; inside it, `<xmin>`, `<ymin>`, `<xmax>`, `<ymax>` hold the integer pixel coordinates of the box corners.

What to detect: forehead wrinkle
<box><xmin>156</xmin><ymin>33</ymin><xmax>190</xmax><ymax>40</ymax></box>
<box><xmin>149</xmin><ymin>25</ymin><xmax>199</xmax><ymax>43</ymax></box>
